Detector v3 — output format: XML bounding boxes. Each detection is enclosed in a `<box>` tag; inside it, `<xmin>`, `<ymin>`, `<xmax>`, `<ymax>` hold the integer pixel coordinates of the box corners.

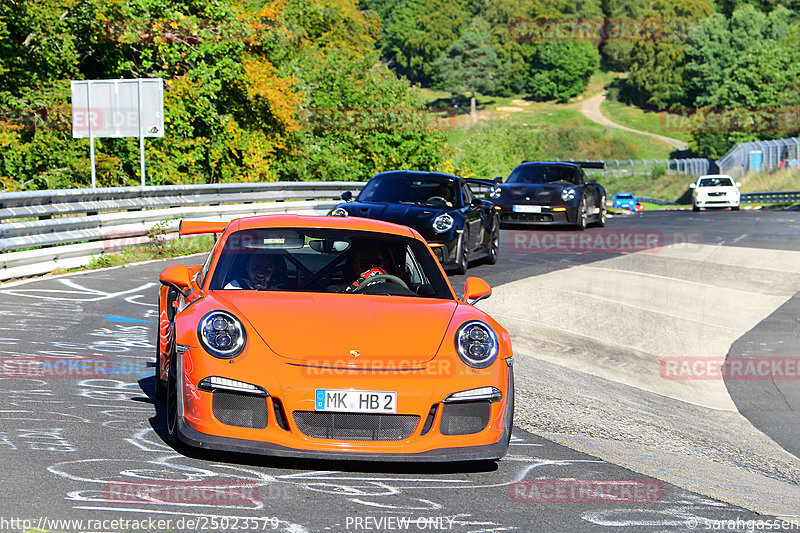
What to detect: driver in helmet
<box><xmin>345</xmin><ymin>245</ymin><xmax>389</xmax><ymax>292</ymax></box>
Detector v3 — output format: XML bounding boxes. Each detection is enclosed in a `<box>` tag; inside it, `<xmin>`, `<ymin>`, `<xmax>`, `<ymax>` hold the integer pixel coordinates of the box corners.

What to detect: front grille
<box><xmin>440</xmin><ymin>400</ymin><xmax>491</xmax><ymax>435</ymax></box>
<box><xmin>500</xmin><ymin>213</ymin><xmax>553</xmax><ymax>223</ymax></box>
<box><xmin>293</xmin><ymin>411</ymin><xmax>419</xmax><ymax>441</ymax></box>
<box><xmin>212</xmin><ymin>391</ymin><xmax>268</xmax><ymax>429</ymax></box>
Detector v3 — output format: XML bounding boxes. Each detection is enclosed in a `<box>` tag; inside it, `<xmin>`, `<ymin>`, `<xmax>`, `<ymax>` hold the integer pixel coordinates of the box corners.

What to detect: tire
<box><xmin>485</xmin><ymin>215</ymin><xmax>499</xmax><ymax>265</ymax></box>
<box><xmin>595</xmin><ymin>195</ymin><xmax>607</xmax><ymax>228</ymax></box>
<box><xmin>576</xmin><ymin>196</ymin><xmax>588</xmax><ymax>231</ymax></box>
<box><xmin>165</xmin><ymin>349</ymin><xmax>179</xmax><ymax>446</ymax></box>
<box><xmin>732</xmin><ymin>205</ymin><xmax>740</xmax><ymax>211</ymax></box>
<box><xmin>692</xmin><ymin>203</ymin><xmax>700</xmax><ymax>212</ymax></box>
<box><xmin>455</xmin><ymin>228</ymin><xmax>469</xmax><ymax>275</ymax></box>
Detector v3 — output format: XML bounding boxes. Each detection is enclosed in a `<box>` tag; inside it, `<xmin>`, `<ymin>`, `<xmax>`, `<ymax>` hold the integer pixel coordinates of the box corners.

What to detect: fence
<box><xmin>0</xmin><ymin>182</ymin><xmax>364</xmax><ymax>281</ymax></box>
<box><xmin>717</xmin><ymin>137</ymin><xmax>800</xmax><ymax>178</ymax></box>
<box><xmin>556</xmin><ymin>158</ymin><xmax>714</xmax><ymax>177</ymax></box>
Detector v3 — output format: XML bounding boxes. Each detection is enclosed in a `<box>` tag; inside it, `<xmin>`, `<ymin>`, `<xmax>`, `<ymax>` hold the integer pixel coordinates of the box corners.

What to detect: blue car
<box><xmin>613</xmin><ymin>192</ymin><xmax>638</xmax><ymax>210</ymax></box>
<box><xmin>330</xmin><ymin>171</ymin><xmax>499</xmax><ymax>274</ymax></box>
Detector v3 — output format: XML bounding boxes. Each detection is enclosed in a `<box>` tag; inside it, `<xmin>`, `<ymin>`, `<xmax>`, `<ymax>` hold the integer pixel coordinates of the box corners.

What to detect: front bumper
<box><xmin>694</xmin><ymin>196</ymin><xmax>740</xmax><ymax>208</ymax></box>
<box><xmin>175</xmin><ymin>348</ymin><xmax>513</xmax><ymax>462</ymax></box>
<box><xmin>496</xmin><ymin>205</ymin><xmax>577</xmax><ymax>225</ymax></box>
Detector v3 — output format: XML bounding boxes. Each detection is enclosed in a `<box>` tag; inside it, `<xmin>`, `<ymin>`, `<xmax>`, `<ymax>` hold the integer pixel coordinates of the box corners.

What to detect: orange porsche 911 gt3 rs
<box><xmin>156</xmin><ymin>214</ymin><xmax>514</xmax><ymax>461</ymax></box>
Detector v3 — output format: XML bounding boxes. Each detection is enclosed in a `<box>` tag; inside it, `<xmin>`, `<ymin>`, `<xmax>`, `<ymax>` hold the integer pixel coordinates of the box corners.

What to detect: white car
<box><xmin>690</xmin><ymin>175</ymin><xmax>742</xmax><ymax>211</ymax></box>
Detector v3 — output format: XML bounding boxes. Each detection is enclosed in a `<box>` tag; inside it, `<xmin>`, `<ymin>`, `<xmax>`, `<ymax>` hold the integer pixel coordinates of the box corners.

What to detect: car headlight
<box><xmin>561</xmin><ymin>188</ymin><xmax>576</xmax><ymax>201</ymax></box>
<box><xmin>455</xmin><ymin>321</ymin><xmax>498</xmax><ymax>369</ymax></box>
<box><xmin>330</xmin><ymin>207</ymin><xmax>349</xmax><ymax>217</ymax></box>
<box><xmin>489</xmin><ymin>187</ymin><xmax>502</xmax><ymax>199</ymax></box>
<box><xmin>198</xmin><ymin>311</ymin><xmax>246</xmax><ymax>359</ymax></box>
<box><xmin>432</xmin><ymin>213</ymin><xmax>454</xmax><ymax>233</ymax></box>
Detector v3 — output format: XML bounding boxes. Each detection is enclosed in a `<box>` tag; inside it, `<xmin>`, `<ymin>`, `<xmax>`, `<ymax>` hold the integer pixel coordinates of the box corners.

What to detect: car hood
<box><xmin>344</xmin><ymin>201</ymin><xmax>448</xmax><ymax>229</ymax></box>
<box><xmin>500</xmin><ymin>183</ymin><xmax>571</xmax><ymax>202</ymax></box>
<box><xmin>215</xmin><ymin>292</ymin><xmax>458</xmax><ymax>365</ymax></box>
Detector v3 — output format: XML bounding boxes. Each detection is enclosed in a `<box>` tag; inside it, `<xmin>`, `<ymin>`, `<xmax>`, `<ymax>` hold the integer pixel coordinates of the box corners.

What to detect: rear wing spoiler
<box><xmin>465</xmin><ymin>177</ymin><xmax>501</xmax><ymax>188</ymax></box>
<box><xmin>573</xmin><ymin>161</ymin><xmax>606</xmax><ymax>170</ymax></box>
<box><xmin>179</xmin><ymin>220</ymin><xmax>229</xmax><ymax>236</ymax></box>
<box><xmin>520</xmin><ymin>160</ymin><xmax>606</xmax><ymax>170</ymax></box>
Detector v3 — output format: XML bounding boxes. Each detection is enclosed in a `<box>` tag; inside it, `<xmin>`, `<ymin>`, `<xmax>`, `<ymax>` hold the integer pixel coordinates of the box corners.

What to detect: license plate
<box><xmin>513</xmin><ymin>205</ymin><xmax>542</xmax><ymax>213</ymax></box>
<box><xmin>315</xmin><ymin>389</ymin><xmax>397</xmax><ymax>414</ymax></box>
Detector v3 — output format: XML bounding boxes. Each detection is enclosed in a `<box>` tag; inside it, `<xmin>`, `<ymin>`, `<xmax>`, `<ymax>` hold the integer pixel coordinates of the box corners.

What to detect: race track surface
<box><xmin>1</xmin><ymin>208</ymin><xmax>798</xmax><ymax>532</ymax></box>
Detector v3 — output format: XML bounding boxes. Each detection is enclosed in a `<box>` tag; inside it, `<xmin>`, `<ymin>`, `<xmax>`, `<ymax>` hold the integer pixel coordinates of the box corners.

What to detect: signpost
<box><xmin>71</xmin><ymin>78</ymin><xmax>164</xmax><ymax>187</ymax></box>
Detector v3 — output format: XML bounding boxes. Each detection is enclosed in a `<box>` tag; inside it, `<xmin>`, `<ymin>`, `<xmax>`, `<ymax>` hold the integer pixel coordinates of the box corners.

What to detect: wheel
<box><xmin>595</xmin><ymin>195</ymin><xmax>607</xmax><ymax>228</ymax></box>
<box><xmin>165</xmin><ymin>349</ymin><xmax>179</xmax><ymax>446</ymax></box>
<box><xmin>485</xmin><ymin>215</ymin><xmax>499</xmax><ymax>265</ymax></box>
<box><xmin>732</xmin><ymin>205</ymin><xmax>740</xmax><ymax>211</ymax></box>
<box><xmin>455</xmin><ymin>228</ymin><xmax>469</xmax><ymax>275</ymax></box>
<box><xmin>576</xmin><ymin>196</ymin><xmax>588</xmax><ymax>231</ymax></box>
<box><xmin>692</xmin><ymin>204</ymin><xmax>700</xmax><ymax>212</ymax></box>
<box><xmin>155</xmin><ymin>346</ymin><xmax>167</xmax><ymax>403</ymax></box>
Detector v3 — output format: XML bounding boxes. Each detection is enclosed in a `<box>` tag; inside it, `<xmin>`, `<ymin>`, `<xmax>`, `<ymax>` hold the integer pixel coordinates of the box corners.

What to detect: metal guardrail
<box><xmin>741</xmin><ymin>191</ymin><xmax>800</xmax><ymax>204</ymax></box>
<box><xmin>0</xmin><ymin>182</ymin><xmax>365</xmax><ymax>281</ymax></box>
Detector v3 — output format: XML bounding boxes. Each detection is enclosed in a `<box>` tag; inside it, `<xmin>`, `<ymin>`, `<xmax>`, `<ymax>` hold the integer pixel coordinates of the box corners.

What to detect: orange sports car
<box><xmin>156</xmin><ymin>214</ymin><xmax>514</xmax><ymax>461</ymax></box>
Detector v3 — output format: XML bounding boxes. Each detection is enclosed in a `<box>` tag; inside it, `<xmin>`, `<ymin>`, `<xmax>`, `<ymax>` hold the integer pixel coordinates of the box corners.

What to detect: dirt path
<box><xmin>581</xmin><ymin>92</ymin><xmax>688</xmax><ymax>151</ymax></box>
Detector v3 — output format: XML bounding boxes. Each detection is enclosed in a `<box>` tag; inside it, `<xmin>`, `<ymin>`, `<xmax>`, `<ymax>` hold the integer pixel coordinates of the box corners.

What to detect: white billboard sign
<box><xmin>71</xmin><ymin>78</ymin><xmax>164</xmax><ymax>187</ymax></box>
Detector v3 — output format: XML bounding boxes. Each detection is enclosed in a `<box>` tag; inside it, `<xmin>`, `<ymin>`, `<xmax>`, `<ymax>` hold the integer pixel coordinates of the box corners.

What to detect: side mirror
<box><xmin>464</xmin><ymin>276</ymin><xmax>491</xmax><ymax>305</ymax></box>
<box><xmin>494</xmin><ymin>176</ymin><xmax>503</xmax><ymax>184</ymax></box>
<box><xmin>470</xmin><ymin>197</ymin><xmax>482</xmax><ymax>207</ymax></box>
<box><xmin>160</xmin><ymin>264</ymin><xmax>192</xmax><ymax>297</ymax></box>
<box><xmin>735</xmin><ymin>182</ymin><xmax>742</xmax><ymax>188</ymax></box>
<box><xmin>341</xmin><ymin>191</ymin><xmax>353</xmax><ymax>201</ymax></box>
<box><xmin>689</xmin><ymin>183</ymin><xmax>696</xmax><ymax>189</ymax></box>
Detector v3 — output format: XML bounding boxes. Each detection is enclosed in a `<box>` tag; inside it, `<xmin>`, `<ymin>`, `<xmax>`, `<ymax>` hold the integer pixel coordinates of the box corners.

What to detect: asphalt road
<box><xmin>1</xmin><ymin>208</ymin><xmax>798</xmax><ymax>532</ymax></box>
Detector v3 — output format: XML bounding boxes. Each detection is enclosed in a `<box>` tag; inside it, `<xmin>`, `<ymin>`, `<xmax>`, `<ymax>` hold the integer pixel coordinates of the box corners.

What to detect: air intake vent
<box><xmin>212</xmin><ymin>391</ymin><xmax>268</xmax><ymax>429</ymax></box>
<box><xmin>440</xmin><ymin>400</ymin><xmax>490</xmax><ymax>435</ymax></box>
<box><xmin>293</xmin><ymin>411</ymin><xmax>419</xmax><ymax>441</ymax></box>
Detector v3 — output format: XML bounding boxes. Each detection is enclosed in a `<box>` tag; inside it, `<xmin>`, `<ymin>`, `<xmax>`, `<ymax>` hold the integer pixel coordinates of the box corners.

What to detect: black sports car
<box><xmin>330</xmin><ymin>171</ymin><xmax>499</xmax><ymax>274</ymax></box>
<box><xmin>490</xmin><ymin>161</ymin><xmax>607</xmax><ymax>230</ymax></box>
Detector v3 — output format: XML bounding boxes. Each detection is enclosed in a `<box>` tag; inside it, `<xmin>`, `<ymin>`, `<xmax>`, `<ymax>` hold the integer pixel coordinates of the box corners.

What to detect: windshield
<box><xmin>616</xmin><ymin>193</ymin><xmax>633</xmax><ymax>199</ymax></box>
<box><xmin>358</xmin><ymin>173</ymin><xmax>459</xmax><ymax>207</ymax></box>
<box><xmin>209</xmin><ymin>228</ymin><xmax>453</xmax><ymax>298</ymax></box>
<box><xmin>699</xmin><ymin>177</ymin><xmax>734</xmax><ymax>187</ymax></box>
<box><xmin>507</xmin><ymin>165</ymin><xmax>581</xmax><ymax>185</ymax></box>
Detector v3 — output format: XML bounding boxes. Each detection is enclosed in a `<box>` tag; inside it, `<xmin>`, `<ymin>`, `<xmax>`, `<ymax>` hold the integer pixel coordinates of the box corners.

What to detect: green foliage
<box><xmin>450</xmin><ymin>118</ymin><xmax>638</xmax><ymax>179</ymax></box>
<box><xmin>381</xmin><ymin>0</ymin><xmax>470</xmax><ymax>85</ymax></box>
<box><xmin>0</xmin><ymin>0</ymin><xmax>447</xmax><ymax>190</ymax></box>
<box><xmin>433</xmin><ymin>18</ymin><xmax>502</xmax><ymax>97</ymax></box>
<box><xmin>528</xmin><ymin>42</ymin><xmax>599</xmax><ymax>102</ymax></box>
<box><xmin>681</xmin><ymin>5</ymin><xmax>800</xmax><ymax>156</ymax></box>
<box><xmin>622</xmin><ymin>0</ymin><xmax>714</xmax><ymax>109</ymax></box>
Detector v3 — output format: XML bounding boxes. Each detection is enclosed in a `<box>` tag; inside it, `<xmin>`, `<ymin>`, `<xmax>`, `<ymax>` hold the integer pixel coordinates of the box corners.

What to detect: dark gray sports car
<box><xmin>490</xmin><ymin>161</ymin><xmax>607</xmax><ymax>230</ymax></box>
<box><xmin>330</xmin><ymin>171</ymin><xmax>499</xmax><ymax>274</ymax></box>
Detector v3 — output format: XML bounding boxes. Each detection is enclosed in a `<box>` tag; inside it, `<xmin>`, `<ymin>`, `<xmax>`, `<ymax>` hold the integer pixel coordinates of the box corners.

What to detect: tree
<box><xmin>433</xmin><ymin>18</ymin><xmax>502</xmax><ymax>117</ymax></box>
<box><xmin>528</xmin><ymin>42</ymin><xmax>599</xmax><ymax>102</ymax></box>
<box><xmin>382</xmin><ymin>0</ymin><xmax>470</xmax><ymax>84</ymax></box>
